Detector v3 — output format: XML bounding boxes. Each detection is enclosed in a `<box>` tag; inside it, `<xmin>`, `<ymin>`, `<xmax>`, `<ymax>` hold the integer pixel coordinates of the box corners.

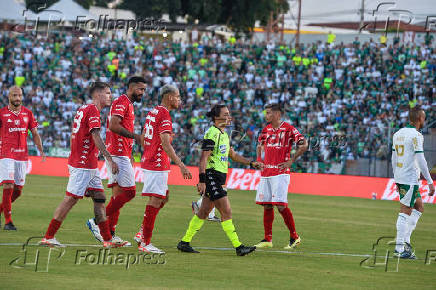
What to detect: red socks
<box><xmin>98</xmin><ymin>220</ymin><xmax>112</xmax><ymax>242</ymax></box>
<box><xmin>12</xmin><ymin>187</ymin><xmax>22</xmax><ymax>203</ymax></box>
<box><xmin>2</xmin><ymin>188</ymin><xmax>13</xmax><ymax>224</ymax></box>
<box><xmin>264</xmin><ymin>207</ymin><xmax>274</xmax><ymax>242</ymax></box>
<box><xmin>45</xmin><ymin>219</ymin><xmax>62</xmax><ymax>239</ymax></box>
<box><xmin>280</xmin><ymin>207</ymin><xmax>298</xmax><ymax>240</ymax></box>
<box><xmin>142</xmin><ymin>205</ymin><xmax>160</xmax><ymax>245</ymax></box>
<box><xmin>0</xmin><ymin>187</ymin><xmax>22</xmax><ymax>219</ymax></box>
<box><xmin>106</xmin><ymin>189</ymin><xmax>136</xmax><ymax>232</ymax></box>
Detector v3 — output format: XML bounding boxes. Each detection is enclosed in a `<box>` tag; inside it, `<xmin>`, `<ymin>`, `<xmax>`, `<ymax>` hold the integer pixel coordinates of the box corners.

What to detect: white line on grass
<box><xmin>0</xmin><ymin>242</ymin><xmax>371</xmax><ymax>258</ymax></box>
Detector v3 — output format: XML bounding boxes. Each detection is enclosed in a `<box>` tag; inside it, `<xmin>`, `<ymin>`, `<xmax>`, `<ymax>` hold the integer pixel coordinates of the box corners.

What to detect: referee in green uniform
<box><xmin>177</xmin><ymin>104</ymin><xmax>263</xmax><ymax>256</ymax></box>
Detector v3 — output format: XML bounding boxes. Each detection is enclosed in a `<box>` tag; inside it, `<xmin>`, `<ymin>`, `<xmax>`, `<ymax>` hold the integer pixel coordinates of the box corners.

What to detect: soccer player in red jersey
<box><xmin>134</xmin><ymin>84</ymin><xmax>192</xmax><ymax>254</ymax></box>
<box><xmin>86</xmin><ymin>77</ymin><xmax>145</xmax><ymax>246</ymax></box>
<box><xmin>0</xmin><ymin>86</ymin><xmax>45</xmax><ymax>230</ymax></box>
<box><xmin>40</xmin><ymin>82</ymin><xmax>121</xmax><ymax>248</ymax></box>
<box><xmin>254</xmin><ymin>104</ymin><xmax>308</xmax><ymax>249</ymax></box>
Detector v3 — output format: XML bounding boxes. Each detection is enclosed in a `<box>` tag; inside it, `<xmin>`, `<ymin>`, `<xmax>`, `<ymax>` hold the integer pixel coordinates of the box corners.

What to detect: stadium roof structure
<box><xmin>0</xmin><ymin>0</ymin><xmax>26</xmax><ymax>22</ymax></box>
<box><xmin>35</xmin><ymin>0</ymin><xmax>96</xmax><ymax>22</ymax></box>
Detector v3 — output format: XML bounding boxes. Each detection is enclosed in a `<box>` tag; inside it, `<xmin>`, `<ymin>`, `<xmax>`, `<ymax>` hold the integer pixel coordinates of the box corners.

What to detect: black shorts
<box><xmin>204</xmin><ymin>169</ymin><xmax>227</xmax><ymax>201</ymax></box>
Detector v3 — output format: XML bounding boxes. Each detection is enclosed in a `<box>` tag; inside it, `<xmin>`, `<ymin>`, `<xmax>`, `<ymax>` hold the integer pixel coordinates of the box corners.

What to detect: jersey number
<box><xmin>72</xmin><ymin>111</ymin><xmax>84</xmax><ymax>134</ymax></box>
<box><xmin>143</xmin><ymin>115</ymin><xmax>156</xmax><ymax>140</ymax></box>
<box><xmin>144</xmin><ymin>123</ymin><xmax>154</xmax><ymax>140</ymax></box>
<box><xmin>395</xmin><ymin>144</ymin><xmax>404</xmax><ymax>168</ymax></box>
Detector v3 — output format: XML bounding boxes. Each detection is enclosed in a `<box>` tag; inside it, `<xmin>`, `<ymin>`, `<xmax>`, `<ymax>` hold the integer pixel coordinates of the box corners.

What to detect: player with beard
<box><xmin>0</xmin><ymin>86</ymin><xmax>45</xmax><ymax>230</ymax></box>
<box><xmin>87</xmin><ymin>77</ymin><xmax>146</xmax><ymax>246</ymax></box>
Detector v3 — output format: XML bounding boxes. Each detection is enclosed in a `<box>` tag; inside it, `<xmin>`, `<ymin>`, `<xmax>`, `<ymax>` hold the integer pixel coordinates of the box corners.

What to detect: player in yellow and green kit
<box><xmin>177</xmin><ymin>104</ymin><xmax>263</xmax><ymax>256</ymax></box>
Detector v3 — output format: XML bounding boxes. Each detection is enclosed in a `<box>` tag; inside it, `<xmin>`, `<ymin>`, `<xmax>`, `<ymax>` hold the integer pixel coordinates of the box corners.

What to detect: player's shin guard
<box><xmin>280</xmin><ymin>207</ymin><xmax>298</xmax><ymax>240</ymax></box>
<box><xmin>264</xmin><ymin>207</ymin><xmax>274</xmax><ymax>242</ymax></box>
<box><xmin>395</xmin><ymin>213</ymin><xmax>409</xmax><ymax>253</ymax></box>
<box><xmin>221</xmin><ymin>219</ymin><xmax>242</xmax><ymax>248</ymax></box>
<box><xmin>142</xmin><ymin>205</ymin><xmax>160</xmax><ymax>245</ymax></box>
<box><xmin>405</xmin><ymin>209</ymin><xmax>421</xmax><ymax>244</ymax></box>
<box><xmin>45</xmin><ymin>218</ymin><xmax>62</xmax><ymax>239</ymax></box>
<box><xmin>182</xmin><ymin>214</ymin><xmax>205</xmax><ymax>243</ymax></box>
<box><xmin>98</xmin><ymin>220</ymin><xmax>112</xmax><ymax>242</ymax></box>
<box><xmin>2</xmin><ymin>188</ymin><xmax>13</xmax><ymax>224</ymax></box>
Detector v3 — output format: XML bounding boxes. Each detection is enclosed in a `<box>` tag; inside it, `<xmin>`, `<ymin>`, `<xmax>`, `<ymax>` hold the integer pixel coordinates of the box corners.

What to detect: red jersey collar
<box><xmin>7</xmin><ymin>105</ymin><xmax>23</xmax><ymax>116</ymax></box>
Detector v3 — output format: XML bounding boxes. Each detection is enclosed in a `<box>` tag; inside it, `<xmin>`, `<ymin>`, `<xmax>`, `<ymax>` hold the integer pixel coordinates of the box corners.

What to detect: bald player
<box><xmin>0</xmin><ymin>86</ymin><xmax>45</xmax><ymax>230</ymax></box>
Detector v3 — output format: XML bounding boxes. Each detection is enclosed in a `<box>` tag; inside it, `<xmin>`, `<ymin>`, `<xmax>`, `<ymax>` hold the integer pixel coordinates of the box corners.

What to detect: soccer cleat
<box><xmin>4</xmin><ymin>222</ymin><xmax>17</xmax><ymax>231</ymax></box>
<box><xmin>191</xmin><ymin>201</ymin><xmax>199</xmax><ymax>215</ymax></box>
<box><xmin>254</xmin><ymin>239</ymin><xmax>273</xmax><ymax>248</ymax></box>
<box><xmin>236</xmin><ymin>244</ymin><xmax>256</xmax><ymax>256</ymax></box>
<box><xmin>112</xmin><ymin>236</ymin><xmax>131</xmax><ymax>247</ymax></box>
<box><xmin>404</xmin><ymin>242</ymin><xmax>414</xmax><ymax>254</ymax></box>
<box><xmin>284</xmin><ymin>236</ymin><xmax>301</xmax><ymax>250</ymax></box>
<box><xmin>394</xmin><ymin>250</ymin><xmax>415</xmax><ymax>259</ymax></box>
<box><xmin>177</xmin><ymin>241</ymin><xmax>199</xmax><ymax>253</ymax></box>
<box><xmin>86</xmin><ymin>218</ymin><xmax>103</xmax><ymax>242</ymax></box>
<box><xmin>39</xmin><ymin>237</ymin><xmax>65</xmax><ymax>248</ymax></box>
<box><xmin>133</xmin><ymin>231</ymin><xmax>143</xmax><ymax>245</ymax></box>
<box><xmin>207</xmin><ymin>216</ymin><xmax>221</xmax><ymax>222</ymax></box>
<box><xmin>138</xmin><ymin>242</ymin><xmax>165</xmax><ymax>254</ymax></box>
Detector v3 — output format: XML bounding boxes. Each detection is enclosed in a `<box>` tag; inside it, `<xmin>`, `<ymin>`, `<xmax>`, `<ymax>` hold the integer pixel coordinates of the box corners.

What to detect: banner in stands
<box><xmin>27</xmin><ymin>156</ymin><xmax>436</xmax><ymax>204</ymax></box>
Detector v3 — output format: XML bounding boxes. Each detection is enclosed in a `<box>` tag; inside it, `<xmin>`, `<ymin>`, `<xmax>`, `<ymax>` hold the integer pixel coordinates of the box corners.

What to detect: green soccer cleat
<box><xmin>284</xmin><ymin>236</ymin><xmax>301</xmax><ymax>250</ymax></box>
<box><xmin>254</xmin><ymin>239</ymin><xmax>273</xmax><ymax>248</ymax></box>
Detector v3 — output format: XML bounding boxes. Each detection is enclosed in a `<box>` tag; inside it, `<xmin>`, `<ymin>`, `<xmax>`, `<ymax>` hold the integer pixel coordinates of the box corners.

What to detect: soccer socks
<box><xmin>264</xmin><ymin>207</ymin><xmax>274</xmax><ymax>242</ymax></box>
<box><xmin>405</xmin><ymin>209</ymin><xmax>422</xmax><ymax>244</ymax></box>
<box><xmin>106</xmin><ymin>189</ymin><xmax>136</xmax><ymax>216</ymax></box>
<box><xmin>279</xmin><ymin>207</ymin><xmax>298</xmax><ymax>240</ymax></box>
<box><xmin>221</xmin><ymin>219</ymin><xmax>242</xmax><ymax>248</ymax></box>
<box><xmin>106</xmin><ymin>189</ymin><xmax>136</xmax><ymax>232</ymax></box>
<box><xmin>182</xmin><ymin>214</ymin><xmax>205</xmax><ymax>243</ymax></box>
<box><xmin>2</xmin><ymin>188</ymin><xmax>13</xmax><ymax>224</ymax></box>
<box><xmin>98</xmin><ymin>220</ymin><xmax>112</xmax><ymax>242</ymax></box>
<box><xmin>45</xmin><ymin>219</ymin><xmax>62</xmax><ymax>239</ymax></box>
<box><xmin>142</xmin><ymin>205</ymin><xmax>160</xmax><ymax>245</ymax></box>
<box><xmin>395</xmin><ymin>213</ymin><xmax>409</xmax><ymax>253</ymax></box>
<box><xmin>12</xmin><ymin>187</ymin><xmax>22</xmax><ymax>203</ymax></box>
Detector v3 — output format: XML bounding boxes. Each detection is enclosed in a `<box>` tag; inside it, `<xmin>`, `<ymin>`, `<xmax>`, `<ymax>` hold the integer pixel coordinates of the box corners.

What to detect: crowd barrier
<box><xmin>27</xmin><ymin>156</ymin><xmax>436</xmax><ymax>204</ymax></box>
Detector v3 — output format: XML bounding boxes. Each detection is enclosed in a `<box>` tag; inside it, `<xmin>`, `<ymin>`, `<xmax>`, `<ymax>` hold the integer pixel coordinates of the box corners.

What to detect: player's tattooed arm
<box><xmin>109</xmin><ymin>115</ymin><xmax>142</xmax><ymax>145</ymax></box>
<box><xmin>278</xmin><ymin>138</ymin><xmax>308</xmax><ymax>170</ymax></box>
<box><xmin>161</xmin><ymin>133</ymin><xmax>192</xmax><ymax>179</ymax></box>
<box><xmin>229</xmin><ymin>147</ymin><xmax>263</xmax><ymax>170</ymax></box>
<box><xmin>91</xmin><ymin>128</ymin><xmax>119</xmax><ymax>174</ymax></box>
<box><xmin>256</xmin><ymin>144</ymin><xmax>263</xmax><ymax>162</ymax></box>
<box><xmin>30</xmin><ymin>127</ymin><xmax>46</xmax><ymax>161</ymax></box>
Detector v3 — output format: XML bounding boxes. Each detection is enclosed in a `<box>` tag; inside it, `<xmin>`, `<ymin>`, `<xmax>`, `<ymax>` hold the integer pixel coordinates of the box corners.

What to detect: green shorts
<box><xmin>397</xmin><ymin>183</ymin><xmax>421</xmax><ymax>208</ymax></box>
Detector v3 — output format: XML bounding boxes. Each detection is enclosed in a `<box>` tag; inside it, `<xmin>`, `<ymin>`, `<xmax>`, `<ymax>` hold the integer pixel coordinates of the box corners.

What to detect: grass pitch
<box><xmin>0</xmin><ymin>175</ymin><xmax>435</xmax><ymax>289</ymax></box>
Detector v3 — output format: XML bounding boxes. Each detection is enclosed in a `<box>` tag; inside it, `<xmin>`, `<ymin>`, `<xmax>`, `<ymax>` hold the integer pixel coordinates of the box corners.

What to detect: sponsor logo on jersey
<box><xmin>220</xmin><ymin>156</ymin><xmax>228</xmax><ymax>162</ymax></box>
<box><xmin>9</xmin><ymin>127</ymin><xmax>26</xmax><ymax>133</ymax></box>
<box><xmin>219</xmin><ymin>144</ymin><xmax>227</xmax><ymax>154</ymax></box>
<box><xmin>23</xmin><ymin>117</ymin><xmax>28</xmax><ymax>123</ymax></box>
<box><xmin>7</xmin><ymin>119</ymin><xmax>12</xmax><ymax>122</ymax></box>
<box><xmin>14</xmin><ymin>120</ymin><xmax>20</xmax><ymax>125</ymax></box>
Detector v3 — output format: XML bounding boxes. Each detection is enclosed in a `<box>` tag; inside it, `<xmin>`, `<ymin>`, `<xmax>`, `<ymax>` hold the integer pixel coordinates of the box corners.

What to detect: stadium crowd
<box><xmin>0</xmin><ymin>31</ymin><xmax>434</xmax><ymax>173</ymax></box>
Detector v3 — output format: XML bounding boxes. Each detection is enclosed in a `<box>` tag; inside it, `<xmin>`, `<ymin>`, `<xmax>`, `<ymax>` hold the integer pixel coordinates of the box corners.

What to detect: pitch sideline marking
<box><xmin>0</xmin><ymin>242</ymin><xmax>373</xmax><ymax>258</ymax></box>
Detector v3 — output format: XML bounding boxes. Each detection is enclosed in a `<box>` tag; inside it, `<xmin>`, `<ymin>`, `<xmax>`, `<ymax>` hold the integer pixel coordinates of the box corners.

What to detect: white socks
<box><xmin>405</xmin><ymin>209</ymin><xmax>422</xmax><ymax>244</ymax></box>
<box><xmin>395</xmin><ymin>213</ymin><xmax>409</xmax><ymax>253</ymax></box>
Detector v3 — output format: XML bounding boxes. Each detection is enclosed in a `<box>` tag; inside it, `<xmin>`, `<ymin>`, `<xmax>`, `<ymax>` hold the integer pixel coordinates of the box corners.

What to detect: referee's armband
<box><xmin>201</xmin><ymin>139</ymin><xmax>215</xmax><ymax>151</ymax></box>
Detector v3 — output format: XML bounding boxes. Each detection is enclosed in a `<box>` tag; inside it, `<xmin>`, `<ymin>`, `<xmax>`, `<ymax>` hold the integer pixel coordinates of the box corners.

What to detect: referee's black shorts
<box><xmin>204</xmin><ymin>169</ymin><xmax>227</xmax><ymax>201</ymax></box>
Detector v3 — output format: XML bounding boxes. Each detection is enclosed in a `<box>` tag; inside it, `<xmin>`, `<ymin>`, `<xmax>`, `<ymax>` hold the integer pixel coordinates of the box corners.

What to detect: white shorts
<box><xmin>107</xmin><ymin>156</ymin><xmax>136</xmax><ymax>190</ymax></box>
<box><xmin>0</xmin><ymin>158</ymin><xmax>27</xmax><ymax>187</ymax></box>
<box><xmin>255</xmin><ymin>174</ymin><xmax>290</xmax><ymax>206</ymax></box>
<box><xmin>141</xmin><ymin>170</ymin><xmax>169</xmax><ymax>199</ymax></box>
<box><xmin>66</xmin><ymin>165</ymin><xmax>104</xmax><ymax>199</ymax></box>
